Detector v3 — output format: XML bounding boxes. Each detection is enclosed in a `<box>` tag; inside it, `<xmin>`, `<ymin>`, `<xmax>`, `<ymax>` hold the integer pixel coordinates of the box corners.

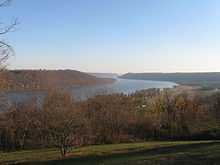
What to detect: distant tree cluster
<box><xmin>0</xmin><ymin>89</ymin><xmax>220</xmax><ymax>157</ymax></box>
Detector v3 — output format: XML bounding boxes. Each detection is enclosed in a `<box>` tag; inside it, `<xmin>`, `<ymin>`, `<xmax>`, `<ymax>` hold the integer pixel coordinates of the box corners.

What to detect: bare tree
<box><xmin>0</xmin><ymin>0</ymin><xmax>17</xmax><ymax>109</ymax></box>
<box><xmin>0</xmin><ymin>0</ymin><xmax>17</xmax><ymax>70</ymax></box>
<box><xmin>43</xmin><ymin>91</ymin><xmax>82</xmax><ymax>157</ymax></box>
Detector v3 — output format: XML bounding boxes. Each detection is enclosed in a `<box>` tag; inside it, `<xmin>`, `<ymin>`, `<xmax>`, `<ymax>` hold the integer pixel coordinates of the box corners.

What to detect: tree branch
<box><xmin>0</xmin><ymin>0</ymin><xmax>11</xmax><ymax>7</ymax></box>
<box><xmin>0</xmin><ymin>18</ymin><xmax>18</xmax><ymax>35</ymax></box>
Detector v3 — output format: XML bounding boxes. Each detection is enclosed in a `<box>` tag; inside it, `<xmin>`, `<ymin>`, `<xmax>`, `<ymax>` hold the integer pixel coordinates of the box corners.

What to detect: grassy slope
<box><xmin>1</xmin><ymin>141</ymin><xmax>220</xmax><ymax>165</ymax></box>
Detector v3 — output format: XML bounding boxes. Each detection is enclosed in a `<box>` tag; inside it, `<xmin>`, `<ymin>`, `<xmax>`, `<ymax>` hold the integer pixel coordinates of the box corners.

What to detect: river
<box><xmin>4</xmin><ymin>78</ymin><xmax>177</xmax><ymax>105</ymax></box>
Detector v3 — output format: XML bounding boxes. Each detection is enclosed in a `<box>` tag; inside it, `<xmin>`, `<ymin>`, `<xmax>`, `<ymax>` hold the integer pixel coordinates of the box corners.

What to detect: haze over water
<box><xmin>5</xmin><ymin>77</ymin><xmax>177</xmax><ymax>104</ymax></box>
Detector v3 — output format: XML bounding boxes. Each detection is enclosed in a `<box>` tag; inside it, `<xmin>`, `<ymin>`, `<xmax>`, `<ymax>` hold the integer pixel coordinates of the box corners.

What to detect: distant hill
<box><xmin>0</xmin><ymin>70</ymin><xmax>115</xmax><ymax>91</ymax></box>
<box><xmin>88</xmin><ymin>73</ymin><xmax>119</xmax><ymax>79</ymax></box>
<box><xmin>120</xmin><ymin>72</ymin><xmax>220</xmax><ymax>89</ymax></box>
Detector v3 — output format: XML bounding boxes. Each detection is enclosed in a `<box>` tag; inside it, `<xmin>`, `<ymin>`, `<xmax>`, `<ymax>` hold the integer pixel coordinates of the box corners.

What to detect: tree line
<box><xmin>0</xmin><ymin>88</ymin><xmax>220</xmax><ymax>157</ymax></box>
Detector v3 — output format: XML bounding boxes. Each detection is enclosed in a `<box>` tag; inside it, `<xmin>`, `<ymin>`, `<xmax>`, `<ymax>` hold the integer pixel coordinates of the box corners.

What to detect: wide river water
<box><xmin>5</xmin><ymin>78</ymin><xmax>177</xmax><ymax>104</ymax></box>
<box><xmin>72</xmin><ymin>78</ymin><xmax>177</xmax><ymax>100</ymax></box>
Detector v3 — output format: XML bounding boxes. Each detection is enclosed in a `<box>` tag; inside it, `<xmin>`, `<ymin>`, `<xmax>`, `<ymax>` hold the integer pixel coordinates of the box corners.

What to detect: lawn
<box><xmin>1</xmin><ymin>141</ymin><xmax>220</xmax><ymax>165</ymax></box>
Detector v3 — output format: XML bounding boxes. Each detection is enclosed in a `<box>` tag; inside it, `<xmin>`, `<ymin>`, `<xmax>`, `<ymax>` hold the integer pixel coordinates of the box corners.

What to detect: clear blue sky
<box><xmin>2</xmin><ymin>0</ymin><xmax>220</xmax><ymax>73</ymax></box>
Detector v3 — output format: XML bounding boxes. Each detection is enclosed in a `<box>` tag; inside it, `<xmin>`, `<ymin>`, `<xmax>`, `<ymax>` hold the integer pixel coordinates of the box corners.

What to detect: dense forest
<box><xmin>120</xmin><ymin>72</ymin><xmax>220</xmax><ymax>89</ymax></box>
<box><xmin>0</xmin><ymin>70</ymin><xmax>114</xmax><ymax>91</ymax></box>
<box><xmin>0</xmin><ymin>88</ymin><xmax>219</xmax><ymax>157</ymax></box>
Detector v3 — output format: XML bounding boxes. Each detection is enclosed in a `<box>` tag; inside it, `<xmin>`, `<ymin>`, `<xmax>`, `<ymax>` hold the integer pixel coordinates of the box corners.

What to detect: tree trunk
<box><xmin>60</xmin><ymin>145</ymin><xmax>66</xmax><ymax>158</ymax></box>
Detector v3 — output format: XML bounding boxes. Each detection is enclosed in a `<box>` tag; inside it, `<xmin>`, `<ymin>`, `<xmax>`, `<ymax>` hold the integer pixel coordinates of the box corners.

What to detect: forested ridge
<box><xmin>0</xmin><ymin>70</ymin><xmax>114</xmax><ymax>91</ymax></box>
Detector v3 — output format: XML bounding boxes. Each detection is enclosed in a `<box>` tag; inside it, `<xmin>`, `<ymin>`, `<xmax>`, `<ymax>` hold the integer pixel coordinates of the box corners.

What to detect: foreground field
<box><xmin>1</xmin><ymin>141</ymin><xmax>220</xmax><ymax>165</ymax></box>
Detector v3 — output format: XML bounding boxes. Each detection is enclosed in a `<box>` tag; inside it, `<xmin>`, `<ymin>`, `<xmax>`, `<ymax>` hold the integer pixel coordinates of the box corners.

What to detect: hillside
<box><xmin>0</xmin><ymin>70</ymin><xmax>115</xmax><ymax>91</ymax></box>
<box><xmin>120</xmin><ymin>72</ymin><xmax>220</xmax><ymax>89</ymax></box>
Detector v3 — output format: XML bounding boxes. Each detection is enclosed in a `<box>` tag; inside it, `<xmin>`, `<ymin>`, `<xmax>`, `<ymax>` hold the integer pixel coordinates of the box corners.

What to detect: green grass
<box><xmin>1</xmin><ymin>141</ymin><xmax>220</xmax><ymax>165</ymax></box>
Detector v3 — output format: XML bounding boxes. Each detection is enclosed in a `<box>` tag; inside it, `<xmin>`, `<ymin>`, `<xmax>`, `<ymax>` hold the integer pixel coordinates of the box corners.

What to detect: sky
<box><xmin>1</xmin><ymin>0</ymin><xmax>220</xmax><ymax>73</ymax></box>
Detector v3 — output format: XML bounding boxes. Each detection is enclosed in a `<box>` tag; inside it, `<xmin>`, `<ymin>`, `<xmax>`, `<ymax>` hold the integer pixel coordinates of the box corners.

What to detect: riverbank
<box><xmin>120</xmin><ymin>72</ymin><xmax>220</xmax><ymax>90</ymax></box>
<box><xmin>171</xmin><ymin>84</ymin><xmax>220</xmax><ymax>98</ymax></box>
